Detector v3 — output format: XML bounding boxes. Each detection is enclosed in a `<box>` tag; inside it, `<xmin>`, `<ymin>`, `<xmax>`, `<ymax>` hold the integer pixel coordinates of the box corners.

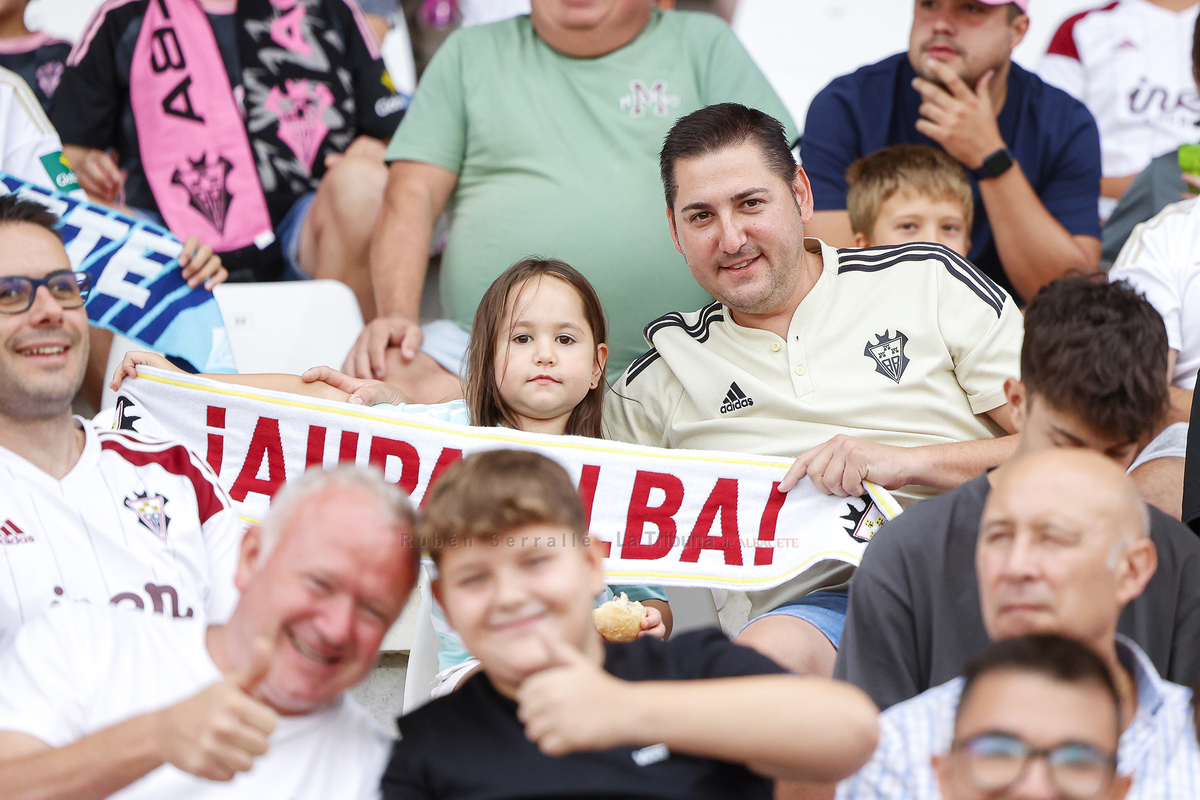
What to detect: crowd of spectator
<box><xmin>2</xmin><ymin>0</ymin><xmax>1200</xmax><ymax>798</ymax></box>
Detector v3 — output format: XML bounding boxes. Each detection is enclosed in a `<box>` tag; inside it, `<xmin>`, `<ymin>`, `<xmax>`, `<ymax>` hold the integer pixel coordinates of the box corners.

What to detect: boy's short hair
<box><xmin>420</xmin><ymin>450</ymin><xmax>585</xmax><ymax>566</ymax></box>
<box><xmin>1022</xmin><ymin>276</ymin><xmax>1169</xmax><ymax>445</ymax></box>
<box><xmin>845</xmin><ymin>144</ymin><xmax>974</xmax><ymax>238</ymax></box>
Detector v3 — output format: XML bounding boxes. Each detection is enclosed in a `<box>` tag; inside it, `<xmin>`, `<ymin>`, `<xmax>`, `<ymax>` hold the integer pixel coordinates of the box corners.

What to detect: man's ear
<box><xmin>666</xmin><ymin>206</ymin><xmax>684</xmax><ymax>255</ymax></box>
<box><xmin>235</xmin><ymin>525</ymin><xmax>264</xmax><ymax>593</ymax></box>
<box><xmin>1116</xmin><ymin>536</ymin><xmax>1158</xmax><ymax>607</ymax></box>
<box><xmin>1004</xmin><ymin>377</ymin><xmax>1026</xmax><ymax>433</ymax></box>
<box><xmin>852</xmin><ymin>232</ymin><xmax>871</xmax><ymax>248</ymax></box>
<box><xmin>1008</xmin><ymin>12</ymin><xmax>1029</xmax><ymax>49</ymax></box>
<box><xmin>792</xmin><ymin>166</ymin><xmax>815</xmax><ymax>223</ymax></box>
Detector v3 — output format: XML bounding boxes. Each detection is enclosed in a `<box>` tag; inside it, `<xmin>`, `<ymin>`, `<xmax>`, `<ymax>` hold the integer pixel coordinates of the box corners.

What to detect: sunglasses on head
<box><xmin>0</xmin><ymin>270</ymin><xmax>91</xmax><ymax>314</ymax></box>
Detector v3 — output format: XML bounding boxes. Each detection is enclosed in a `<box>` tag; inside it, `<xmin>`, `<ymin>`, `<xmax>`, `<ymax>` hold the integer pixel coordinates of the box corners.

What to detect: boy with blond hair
<box><xmin>382</xmin><ymin>449</ymin><xmax>880</xmax><ymax>800</ymax></box>
<box><xmin>847</xmin><ymin>144</ymin><xmax>974</xmax><ymax>257</ymax></box>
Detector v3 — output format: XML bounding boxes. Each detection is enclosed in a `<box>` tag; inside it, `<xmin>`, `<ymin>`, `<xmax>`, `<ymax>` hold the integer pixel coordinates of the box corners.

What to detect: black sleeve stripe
<box><xmin>836</xmin><ymin>244</ymin><xmax>1006</xmax><ymax>318</ymax></box>
<box><xmin>641</xmin><ymin>301</ymin><xmax>724</xmax><ymax>345</ymax></box>
<box><xmin>843</xmin><ymin>242</ymin><xmax>1006</xmax><ymax>309</ymax></box>
<box><xmin>627</xmin><ymin>302</ymin><xmax>724</xmax><ymax>386</ymax></box>
<box><xmin>624</xmin><ymin>349</ymin><xmax>662</xmax><ymax>385</ymax></box>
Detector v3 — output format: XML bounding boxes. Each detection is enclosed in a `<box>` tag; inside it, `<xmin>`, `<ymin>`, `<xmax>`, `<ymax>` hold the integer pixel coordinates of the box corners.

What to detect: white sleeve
<box><xmin>1110</xmin><ymin>209</ymin><xmax>1187</xmax><ymax>353</ymax></box>
<box><xmin>0</xmin><ymin>605</ymin><xmax>98</xmax><ymax>747</ymax></box>
<box><xmin>201</xmin><ymin>503</ymin><xmax>245</xmax><ymax>624</ymax></box>
<box><xmin>0</xmin><ymin>74</ymin><xmax>83</xmax><ymax>197</ymax></box>
<box><xmin>1037</xmin><ymin>53</ymin><xmax>1085</xmax><ymax>100</ymax></box>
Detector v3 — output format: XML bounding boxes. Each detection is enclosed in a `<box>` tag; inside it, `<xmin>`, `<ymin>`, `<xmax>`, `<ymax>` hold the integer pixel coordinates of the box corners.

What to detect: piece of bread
<box><xmin>593</xmin><ymin>592</ymin><xmax>646</xmax><ymax>642</ymax></box>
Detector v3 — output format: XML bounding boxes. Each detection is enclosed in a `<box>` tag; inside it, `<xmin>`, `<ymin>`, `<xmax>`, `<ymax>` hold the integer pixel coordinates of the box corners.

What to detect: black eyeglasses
<box><xmin>0</xmin><ymin>270</ymin><xmax>91</xmax><ymax>314</ymax></box>
<box><xmin>950</xmin><ymin>732</ymin><xmax>1118</xmax><ymax>798</ymax></box>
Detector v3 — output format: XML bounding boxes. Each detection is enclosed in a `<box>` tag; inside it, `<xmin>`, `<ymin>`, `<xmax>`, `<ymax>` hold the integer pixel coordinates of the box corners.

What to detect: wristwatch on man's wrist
<box><xmin>971</xmin><ymin>148</ymin><xmax>1014</xmax><ymax>181</ymax></box>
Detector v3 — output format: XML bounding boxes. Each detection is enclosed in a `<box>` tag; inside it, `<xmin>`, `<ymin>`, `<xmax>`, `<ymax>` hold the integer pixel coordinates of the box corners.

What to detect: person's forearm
<box><xmin>978</xmin><ymin>163</ymin><xmax>1098</xmax><ymax>302</ymax></box>
<box><xmin>1101</xmin><ymin>175</ymin><xmax>1136</xmax><ymax>200</ymax></box>
<box><xmin>0</xmin><ymin>715</ymin><xmax>166</xmax><ymax>800</ymax></box>
<box><xmin>906</xmin><ymin>434</ymin><xmax>1018</xmax><ymax>491</ymax></box>
<box><xmin>197</xmin><ymin>373</ymin><xmax>351</xmax><ymax>401</ymax></box>
<box><xmin>369</xmin><ymin>162</ymin><xmax>456</xmax><ymax>320</ymax></box>
<box><xmin>623</xmin><ymin>676</ymin><xmax>878</xmax><ymax>783</ymax></box>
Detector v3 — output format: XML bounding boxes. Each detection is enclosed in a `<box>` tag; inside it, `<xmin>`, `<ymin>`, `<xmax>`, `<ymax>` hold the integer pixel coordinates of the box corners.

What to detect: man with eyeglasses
<box><xmin>837</xmin><ymin>448</ymin><xmax>1200</xmax><ymax>799</ymax></box>
<box><xmin>933</xmin><ymin>634</ymin><xmax>1130</xmax><ymax>800</ymax></box>
<box><xmin>0</xmin><ymin>193</ymin><xmax>242</xmax><ymax>652</ymax></box>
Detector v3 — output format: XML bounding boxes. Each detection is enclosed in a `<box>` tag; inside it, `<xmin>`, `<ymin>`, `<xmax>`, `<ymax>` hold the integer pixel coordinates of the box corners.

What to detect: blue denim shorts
<box><xmin>739</xmin><ymin>591</ymin><xmax>849</xmax><ymax>648</ymax></box>
<box><xmin>277</xmin><ymin>190</ymin><xmax>316</xmax><ymax>279</ymax></box>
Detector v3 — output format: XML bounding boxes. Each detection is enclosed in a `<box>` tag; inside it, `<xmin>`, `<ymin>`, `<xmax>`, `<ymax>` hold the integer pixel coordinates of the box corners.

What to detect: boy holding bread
<box><xmin>381</xmin><ymin>449</ymin><xmax>880</xmax><ymax>800</ymax></box>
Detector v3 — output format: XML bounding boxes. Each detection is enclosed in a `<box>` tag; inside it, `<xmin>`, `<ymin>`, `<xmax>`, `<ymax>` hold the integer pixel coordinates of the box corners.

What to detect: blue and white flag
<box><xmin>0</xmin><ymin>172</ymin><xmax>235</xmax><ymax>373</ymax></box>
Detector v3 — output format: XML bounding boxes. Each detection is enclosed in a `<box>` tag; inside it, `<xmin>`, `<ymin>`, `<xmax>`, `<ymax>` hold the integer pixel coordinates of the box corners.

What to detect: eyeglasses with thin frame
<box><xmin>950</xmin><ymin>732</ymin><xmax>1118</xmax><ymax>799</ymax></box>
<box><xmin>0</xmin><ymin>270</ymin><xmax>91</xmax><ymax>314</ymax></box>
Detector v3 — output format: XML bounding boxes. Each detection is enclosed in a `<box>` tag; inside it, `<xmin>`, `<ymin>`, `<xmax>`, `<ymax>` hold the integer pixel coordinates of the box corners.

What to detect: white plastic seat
<box><xmin>402</xmin><ymin>565</ymin><xmax>442</xmax><ymax>714</ymax></box>
<box><xmin>213</xmin><ymin>280</ymin><xmax>364</xmax><ymax>374</ymax></box>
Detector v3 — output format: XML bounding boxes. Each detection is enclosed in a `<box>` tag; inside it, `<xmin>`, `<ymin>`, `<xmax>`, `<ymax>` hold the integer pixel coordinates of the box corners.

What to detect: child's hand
<box><xmin>179</xmin><ymin>236</ymin><xmax>228</xmax><ymax>290</ymax></box>
<box><xmin>109</xmin><ymin>351</ymin><xmax>178</xmax><ymax>391</ymax></box>
<box><xmin>301</xmin><ymin>366</ymin><xmax>412</xmax><ymax>405</ymax></box>
<box><xmin>637</xmin><ymin>605</ymin><xmax>667</xmax><ymax>640</ymax></box>
<box><xmin>516</xmin><ymin>631</ymin><xmax>632</xmax><ymax>757</ymax></box>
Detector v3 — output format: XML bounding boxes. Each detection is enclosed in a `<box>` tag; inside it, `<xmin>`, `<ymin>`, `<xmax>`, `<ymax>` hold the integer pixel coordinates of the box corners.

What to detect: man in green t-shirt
<box><xmin>342</xmin><ymin>0</ymin><xmax>797</xmax><ymax>401</ymax></box>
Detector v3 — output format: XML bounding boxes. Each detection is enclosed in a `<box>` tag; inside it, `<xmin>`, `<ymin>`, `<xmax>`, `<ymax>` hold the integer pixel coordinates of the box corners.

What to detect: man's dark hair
<box><xmin>1006</xmin><ymin>4</ymin><xmax>1024</xmax><ymax>23</ymax></box>
<box><xmin>1022</xmin><ymin>276</ymin><xmax>1169</xmax><ymax>444</ymax></box>
<box><xmin>0</xmin><ymin>193</ymin><xmax>61</xmax><ymax>239</ymax></box>
<box><xmin>957</xmin><ymin>634</ymin><xmax>1120</xmax><ymax>727</ymax></box>
<box><xmin>659</xmin><ymin>103</ymin><xmax>795</xmax><ymax>210</ymax></box>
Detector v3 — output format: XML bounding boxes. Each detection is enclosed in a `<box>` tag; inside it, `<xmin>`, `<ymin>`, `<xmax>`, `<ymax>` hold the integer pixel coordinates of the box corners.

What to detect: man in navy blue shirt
<box><xmin>803</xmin><ymin>0</ymin><xmax>1102</xmax><ymax>302</ymax></box>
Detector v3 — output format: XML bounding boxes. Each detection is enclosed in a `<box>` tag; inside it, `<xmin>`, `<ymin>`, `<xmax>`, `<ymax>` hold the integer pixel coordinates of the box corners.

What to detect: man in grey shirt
<box><xmin>835</xmin><ymin>277</ymin><xmax>1200</xmax><ymax>710</ymax></box>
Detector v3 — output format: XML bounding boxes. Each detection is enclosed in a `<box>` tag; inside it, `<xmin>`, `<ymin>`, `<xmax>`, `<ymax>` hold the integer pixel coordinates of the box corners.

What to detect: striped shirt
<box><xmin>604</xmin><ymin>238</ymin><xmax>1023</xmax><ymax>614</ymax></box>
<box><xmin>837</xmin><ymin>636</ymin><xmax>1200</xmax><ymax>799</ymax></box>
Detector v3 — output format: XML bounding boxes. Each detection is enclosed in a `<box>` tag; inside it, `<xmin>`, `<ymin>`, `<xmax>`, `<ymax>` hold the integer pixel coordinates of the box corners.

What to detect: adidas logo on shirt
<box><xmin>719</xmin><ymin>382</ymin><xmax>754</xmax><ymax>414</ymax></box>
<box><xmin>1</xmin><ymin>518</ymin><xmax>32</xmax><ymax>545</ymax></box>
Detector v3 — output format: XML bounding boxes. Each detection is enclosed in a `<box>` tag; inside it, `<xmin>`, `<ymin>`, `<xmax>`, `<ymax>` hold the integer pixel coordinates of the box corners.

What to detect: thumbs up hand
<box><xmin>155</xmin><ymin>636</ymin><xmax>280</xmax><ymax>781</ymax></box>
<box><xmin>515</xmin><ymin>629</ymin><xmax>632</xmax><ymax>757</ymax></box>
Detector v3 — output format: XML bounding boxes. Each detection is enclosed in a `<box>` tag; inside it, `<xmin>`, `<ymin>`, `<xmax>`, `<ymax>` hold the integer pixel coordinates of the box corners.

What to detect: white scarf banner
<box><xmin>116</xmin><ymin>368</ymin><xmax>903</xmax><ymax>591</ymax></box>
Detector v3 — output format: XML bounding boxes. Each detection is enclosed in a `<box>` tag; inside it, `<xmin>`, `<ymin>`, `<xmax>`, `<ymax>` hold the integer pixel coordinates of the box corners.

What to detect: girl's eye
<box><xmin>512</xmin><ymin>333</ymin><xmax>532</xmax><ymax>344</ymax></box>
<box><xmin>556</xmin><ymin>334</ymin><xmax>575</xmax><ymax>345</ymax></box>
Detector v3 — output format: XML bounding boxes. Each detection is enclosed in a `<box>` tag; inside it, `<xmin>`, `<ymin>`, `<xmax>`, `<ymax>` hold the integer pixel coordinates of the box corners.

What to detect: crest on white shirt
<box><xmin>124</xmin><ymin>491</ymin><xmax>170</xmax><ymax>542</ymax></box>
<box><xmin>865</xmin><ymin>330</ymin><xmax>910</xmax><ymax>384</ymax></box>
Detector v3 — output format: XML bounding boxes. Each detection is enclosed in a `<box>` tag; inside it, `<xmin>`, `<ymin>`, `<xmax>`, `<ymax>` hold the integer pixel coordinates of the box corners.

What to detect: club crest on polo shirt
<box><xmin>719</xmin><ymin>382</ymin><xmax>755</xmax><ymax>414</ymax></box>
<box><xmin>865</xmin><ymin>330</ymin><xmax>910</xmax><ymax>384</ymax></box>
<box><xmin>124</xmin><ymin>492</ymin><xmax>171</xmax><ymax>542</ymax></box>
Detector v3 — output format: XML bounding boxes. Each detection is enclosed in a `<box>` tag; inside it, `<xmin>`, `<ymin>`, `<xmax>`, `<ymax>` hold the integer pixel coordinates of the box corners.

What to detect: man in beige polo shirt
<box><xmin>604</xmin><ymin>103</ymin><xmax>1022</xmax><ymax>679</ymax></box>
